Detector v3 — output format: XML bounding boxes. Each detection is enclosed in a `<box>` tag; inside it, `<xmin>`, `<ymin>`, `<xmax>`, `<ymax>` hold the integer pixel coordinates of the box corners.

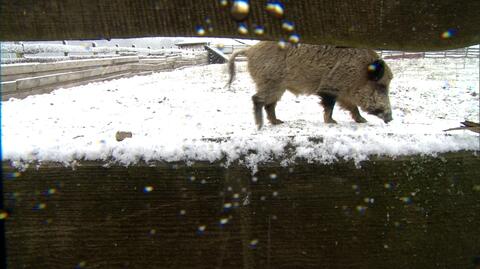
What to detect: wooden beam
<box><xmin>3</xmin><ymin>151</ymin><xmax>480</xmax><ymax>268</ymax></box>
<box><xmin>1</xmin><ymin>0</ymin><xmax>479</xmax><ymax>51</ymax></box>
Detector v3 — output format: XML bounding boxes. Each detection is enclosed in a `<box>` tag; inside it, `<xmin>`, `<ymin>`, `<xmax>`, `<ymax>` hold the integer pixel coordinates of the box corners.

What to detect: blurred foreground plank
<box><xmin>1</xmin><ymin>0</ymin><xmax>479</xmax><ymax>51</ymax></box>
<box><xmin>3</xmin><ymin>151</ymin><xmax>480</xmax><ymax>269</ymax></box>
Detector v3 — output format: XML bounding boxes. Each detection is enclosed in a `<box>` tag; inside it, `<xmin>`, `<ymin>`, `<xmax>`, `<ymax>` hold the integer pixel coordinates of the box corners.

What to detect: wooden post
<box><xmin>91</xmin><ymin>41</ymin><xmax>97</xmax><ymax>56</ymax></box>
<box><xmin>14</xmin><ymin>41</ymin><xmax>24</xmax><ymax>58</ymax></box>
<box><xmin>62</xmin><ymin>40</ymin><xmax>69</xmax><ymax>57</ymax></box>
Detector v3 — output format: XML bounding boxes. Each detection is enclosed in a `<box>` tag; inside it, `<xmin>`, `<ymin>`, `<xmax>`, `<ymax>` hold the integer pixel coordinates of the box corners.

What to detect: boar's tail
<box><xmin>226</xmin><ymin>49</ymin><xmax>248</xmax><ymax>88</ymax></box>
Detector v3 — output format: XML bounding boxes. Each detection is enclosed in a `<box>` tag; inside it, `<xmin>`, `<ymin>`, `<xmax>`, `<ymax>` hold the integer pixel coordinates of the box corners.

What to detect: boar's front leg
<box><xmin>348</xmin><ymin>107</ymin><xmax>367</xmax><ymax>123</ymax></box>
<box><xmin>319</xmin><ymin>93</ymin><xmax>338</xmax><ymax>124</ymax></box>
<box><xmin>338</xmin><ymin>99</ymin><xmax>367</xmax><ymax>123</ymax></box>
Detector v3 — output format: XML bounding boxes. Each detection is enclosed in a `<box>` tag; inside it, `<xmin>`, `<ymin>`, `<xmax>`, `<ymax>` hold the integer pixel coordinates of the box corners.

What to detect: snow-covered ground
<box><xmin>2</xmin><ymin>58</ymin><xmax>479</xmax><ymax>172</ymax></box>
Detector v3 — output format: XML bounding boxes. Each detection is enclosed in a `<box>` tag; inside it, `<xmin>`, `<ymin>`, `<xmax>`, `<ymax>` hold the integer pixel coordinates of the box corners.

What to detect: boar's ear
<box><xmin>367</xmin><ymin>60</ymin><xmax>385</xmax><ymax>81</ymax></box>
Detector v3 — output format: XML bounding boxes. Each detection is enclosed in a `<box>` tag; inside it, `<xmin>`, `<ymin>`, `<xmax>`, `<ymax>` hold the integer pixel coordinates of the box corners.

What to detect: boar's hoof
<box><xmin>270</xmin><ymin>119</ymin><xmax>284</xmax><ymax>125</ymax></box>
<box><xmin>325</xmin><ymin>119</ymin><xmax>337</xmax><ymax>124</ymax></box>
<box><xmin>355</xmin><ymin>117</ymin><xmax>368</xmax><ymax>123</ymax></box>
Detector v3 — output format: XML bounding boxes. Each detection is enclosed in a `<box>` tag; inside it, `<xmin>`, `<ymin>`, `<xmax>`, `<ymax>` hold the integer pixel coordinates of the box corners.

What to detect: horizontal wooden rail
<box><xmin>1</xmin><ymin>54</ymin><xmax>208</xmax><ymax>100</ymax></box>
<box><xmin>3</xmin><ymin>151</ymin><xmax>480</xmax><ymax>268</ymax></box>
<box><xmin>1</xmin><ymin>0</ymin><xmax>479</xmax><ymax>51</ymax></box>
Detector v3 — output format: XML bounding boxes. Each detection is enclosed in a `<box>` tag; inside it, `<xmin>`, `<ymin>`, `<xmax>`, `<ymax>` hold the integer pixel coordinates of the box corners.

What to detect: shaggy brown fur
<box><xmin>228</xmin><ymin>41</ymin><xmax>394</xmax><ymax>129</ymax></box>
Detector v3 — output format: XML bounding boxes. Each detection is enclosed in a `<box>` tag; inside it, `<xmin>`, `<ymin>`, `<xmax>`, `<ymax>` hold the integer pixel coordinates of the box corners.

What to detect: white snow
<box><xmin>2</xmin><ymin>57</ymin><xmax>479</xmax><ymax>172</ymax></box>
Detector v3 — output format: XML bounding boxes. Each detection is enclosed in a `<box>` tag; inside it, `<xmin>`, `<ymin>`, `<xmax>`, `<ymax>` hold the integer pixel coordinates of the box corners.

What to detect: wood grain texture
<box><xmin>1</xmin><ymin>0</ymin><xmax>479</xmax><ymax>51</ymax></box>
<box><xmin>3</xmin><ymin>151</ymin><xmax>480</xmax><ymax>268</ymax></box>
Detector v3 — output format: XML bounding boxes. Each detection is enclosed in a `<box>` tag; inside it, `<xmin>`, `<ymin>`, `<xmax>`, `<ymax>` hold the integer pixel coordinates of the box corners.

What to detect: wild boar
<box><xmin>227</xmin><ymin>41</ymin><xmax>393</xmax><ymax>129</ymax></box>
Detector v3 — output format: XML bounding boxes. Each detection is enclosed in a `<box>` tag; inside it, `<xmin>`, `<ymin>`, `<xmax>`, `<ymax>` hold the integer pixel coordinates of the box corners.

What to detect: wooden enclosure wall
<box><xmin>3</xmin><ymin>152</ymin><xmax>480</xmax><ymax>268</ymax></box>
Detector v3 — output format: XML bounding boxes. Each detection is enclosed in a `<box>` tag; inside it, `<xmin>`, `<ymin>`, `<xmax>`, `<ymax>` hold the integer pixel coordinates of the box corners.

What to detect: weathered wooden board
<box><xmin>3</xmin><ymin>151</ymin><xmax>480</xmax><ymax>268</ymax></box>
<box><xmin>1</xmin><ymin>0</ymin><xmax>479</xmax><ymax>51</ymax></box>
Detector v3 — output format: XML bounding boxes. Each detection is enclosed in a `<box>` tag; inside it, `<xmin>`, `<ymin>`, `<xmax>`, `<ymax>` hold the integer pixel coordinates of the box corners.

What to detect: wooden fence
<box><xmin>378</xmin><ymin>46</ymin><xmax>479</xmax><ymax>59</ymax></box>
<box><xmin>3</xmin><ymin>151</ymin><xmax>480</xmax><ymax>269</ymax></box>
<box><xmin>1</xmin><ymin>42</ymin><xmax>198</xmax><ymax>64</ymax></box>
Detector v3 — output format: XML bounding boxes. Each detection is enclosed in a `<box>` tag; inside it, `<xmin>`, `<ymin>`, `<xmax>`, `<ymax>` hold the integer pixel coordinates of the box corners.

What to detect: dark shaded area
<box><xmin>1</xmin><ymin>0</ymin><xmax>479</xmax><ymax>51</ymax></box>
<box><xmin>3</xmin><ymin>151</ymin><xmax>480</xmax><ymax>268</ymax></box>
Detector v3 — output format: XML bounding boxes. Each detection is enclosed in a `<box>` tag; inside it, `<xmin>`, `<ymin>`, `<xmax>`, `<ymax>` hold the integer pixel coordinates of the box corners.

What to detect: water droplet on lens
<box><xmin>272</xmin><ymin>191</ymin><xmax>278</xmax><ymax>197</ymax></box>
<box><xmin>278</xmin><ymin>39</ymin><xmax>287</xmax><ymax>49</ymax></box>
<box><xmin>224</xmin><ymin>202</ymin><xmax>233</xmax><ymax>210</ymax></box>
<box><xmin>288</xmin><ymin>33</ymin><xmax>300</xmax><ymax>44</ymax></box>
<box><xmin>254</xmin><ymin>26</ymin><xmax>265</xmax><ymax>35</ymax></box>
<box><xmin>251</xmin><ymin>176</ymin><xmax>258</xmax><ymax>182</ymax></box>
<box><xmin>35</xmin><ymin>203</ymin><xmax>47</xmax><ymax>210</ymax></box>
<box><xmin>249</xmin><ymin>239</ymin><xmax>259</xmax><ymax>248</ymax></box>
<box><xmin>368</xmin><ymin>63</ymin><xmax>378</xmax><ymax>72</ymax></box>
<box><xmin>219</xmin><ymin>0</ymin><xmax>228</xmax><ymax>7</ymax></box>
<box><xmin>233</xmin><ymin>193</ymin><xmax>240</xmax><ymax>199</ymax></box>
<box><xmin>189</xmin><ymin>176</ymin><xmax>196</xmax><ymax>182</ymax></box>
<box><xmin>231</xmin><ymin>0</ymin><xmax>250</xmax><ymax>21</ymax></box>
<box><xmin>196</xmin><ymin>26</ymin><xmax>206</xmax><ymax>36</ymax></box>
<box><xmin>356</xmin><ymin>205</ymin><xmax>367</xmax><ymax>215</ymax></box>
<box><xmin>282</xmin><ymin>20</ymin><xmax>294</xmax><ymax>32</ymax></box>
<box><xmin>76</xmin><ymin>261</ymin><xmax>87</xmax><ymax>269</ymax></box>
<box><xmin>197</xmin><ymin>225</ymin><xmax>206</xmax><ymax>234</ymax></box>
<box><xmin>238</xmin><ymin>23</ymin><xmax>248</xmax><ymax>34</ymax></box>
<box><xmin>269</xmin><ymin>173</ymin><xmax>277</xmax><ymax>179</ymax></box>
<box><xmin>266</xmin><ymin>1</ymin><xmax>285</xmax><ymax>18</ymax></box>
<box><xmin>219</xmin><ymin>218</ymin><xmax>229</xmax><ymax>226</ymax></box>
<box><xmin>441</xmin><ymin>28</ymin><xmax>456</xmax><ymax>39</ymax></box>
<box><xmin>149</xmin><ymin>229</ymin><xmax>156</xmax><ymax>235</ymax></box>
<box><xmin>0</xmin><ymin>211</ymin><xmax>9</xmax><ymax>220</ymax></box>
<box><xmin>179</xmin><ymin>209</ymin><xmax>186</xmax><ymax>215</ymax></box>
<box><xmin>8</xmin><ymin>172</ymin><xmax>21</xmax><ymax>179</ymax></box>
<box><xmin>143</xmin><ymin>186</ymin><xmax>154</xmax><ymax>193</ymax></box>
<box><xmin>400</xmin><ymin>196</ymin><xmax>413</xmax><ymax>204</ymax></box>
<box><xmin>363</xmin><ymin>197</ymin><xmax>374</xmax><ymax>204</ymax></box>
<box><xmin>47</xmin><ymin>188</ymin><xmax>57</xmax><ymax>195</ymax></box>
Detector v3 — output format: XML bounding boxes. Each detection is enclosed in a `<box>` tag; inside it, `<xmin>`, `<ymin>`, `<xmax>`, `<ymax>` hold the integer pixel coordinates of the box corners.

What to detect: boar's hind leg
<box><xmin>319</xmin><ymin>93</ymin><xmax>337</xmax><ymax>124</ymax></box>
<box><xmin>252</xmin><ymin>95</ymin><xmax>266</xmax><ymax>129</ymax></box>
<box><xmin>265</xmin><ymin>102</ymin><xmax>284</xmax><ymax>125</ymax></box>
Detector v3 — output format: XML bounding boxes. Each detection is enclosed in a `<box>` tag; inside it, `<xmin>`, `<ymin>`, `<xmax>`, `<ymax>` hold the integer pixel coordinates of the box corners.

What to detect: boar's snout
<box><xmin>368</xmin><ymin>108</ymin><xmax>393</xmax><ymax>123</ymax></box>
<box><xmin>383</xmin><ymin>112</ymin><xmax>393</xmax><ymax>123</ymax></box>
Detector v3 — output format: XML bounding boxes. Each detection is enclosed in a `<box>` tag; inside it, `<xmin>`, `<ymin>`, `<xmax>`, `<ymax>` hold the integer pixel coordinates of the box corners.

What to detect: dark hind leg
<box><xmin>265</xmin><ymin>102</ymin><xmax>284</xmax><ymax>125</ymax></box>
<box><xmin>252</xmin><ymin>95</ymin><xmax>265</xmax><ymax>129</ymax></box>
<box><xmin>319</xmin><ymin>93</ymin><xmax>337</xmax><ymax>124</ymax></box>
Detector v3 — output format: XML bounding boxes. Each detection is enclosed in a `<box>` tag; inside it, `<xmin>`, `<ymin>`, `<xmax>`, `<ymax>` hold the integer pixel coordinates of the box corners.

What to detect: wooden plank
<box><xmin>1</xmin><ymin>56</ymin><xmax>139</xmax><ymax>77</ymax></box>
<box><xmin>3</xmin><ymin>151</ymin><xmax>480</xmax><ymax>268</ymax></box>
<box><xmin>1</xmin><ymin>0</ymin><xmax>479</xmax><ymax>51</ymax></box>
